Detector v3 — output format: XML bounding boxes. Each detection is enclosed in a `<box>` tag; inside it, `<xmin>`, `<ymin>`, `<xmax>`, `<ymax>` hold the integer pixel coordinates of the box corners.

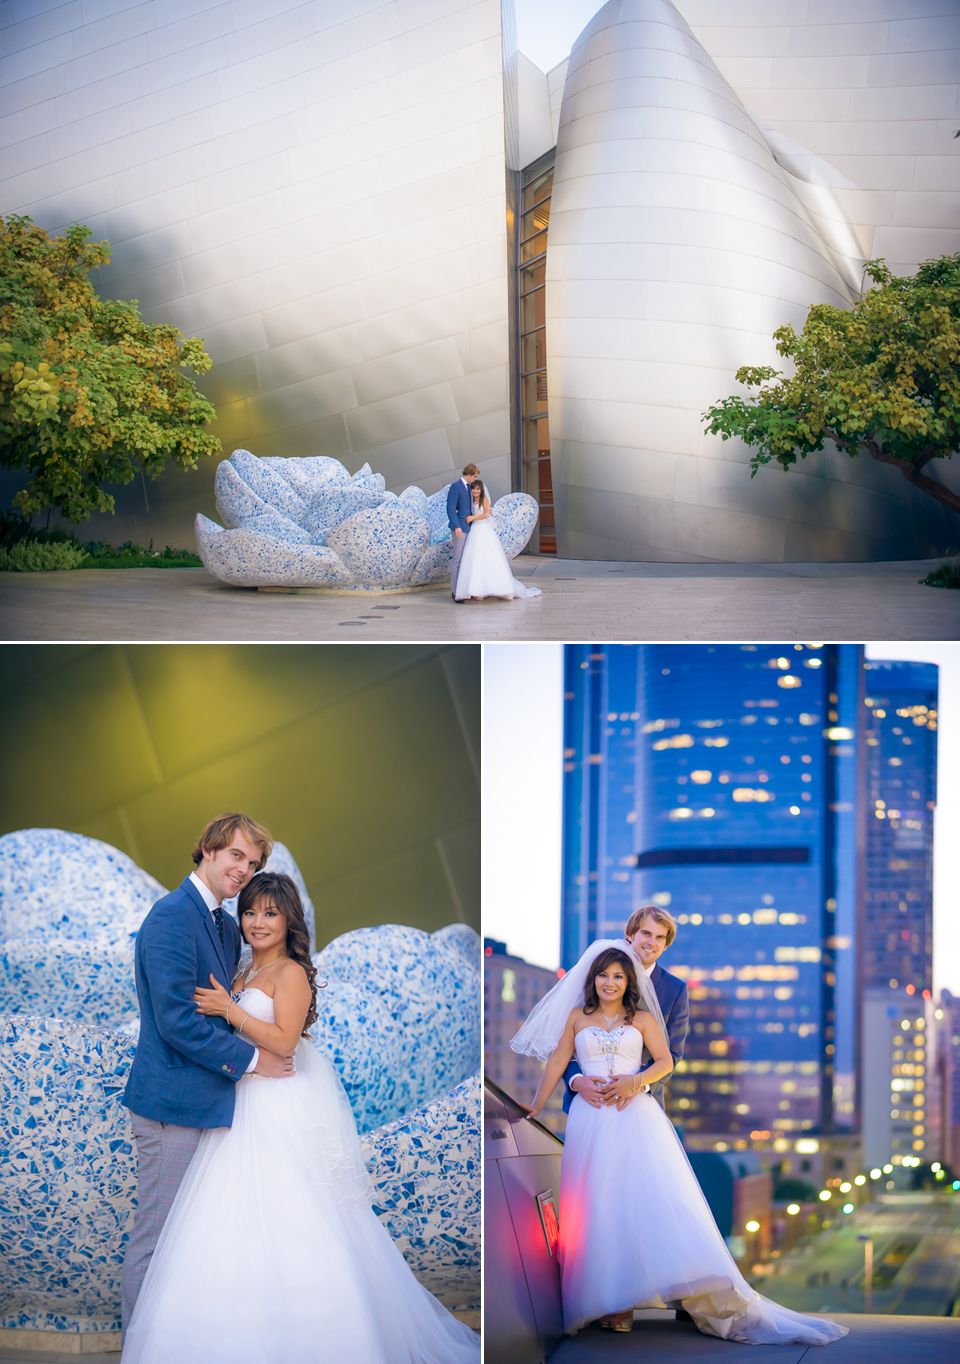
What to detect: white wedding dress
<box><xmin>560</xmin><ymin>1026</ymin><xmax>848</xmax><ymax>1345</ymax></box>
<box><xmin>122</xmin><ymin>989</ymin><xmax>479</xmax><ymax>1363</ymax></box>
<box><xmin>454</xmin><ymin>515</ymin><xmax>542</xmax><ymax>600</ymax></box>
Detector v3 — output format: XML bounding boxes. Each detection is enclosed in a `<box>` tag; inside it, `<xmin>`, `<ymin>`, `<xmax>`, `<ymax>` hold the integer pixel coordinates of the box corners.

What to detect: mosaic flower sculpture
<box><xmin>194</xmin><ymin>449</ymin><xmax>539</xmax><ymax>591</ymax></box>
<box><xmin>0</xmin><ymin>831</ymin><xmax>313</xmax><ymax>1028</ymax></box>
<box><xmin>0</xmin><ymin>1017</ymin><xmax>480</xmax><ymax>1336</ymax></box>
<box><xmin>311</xmin><ymin>922</ymin><xmax>479</xmax><ymax>1133</ymax></box>
<box><xmin>0</xmin><ymin>831</ymin><xmax>480</xmax><ymax>1338</ymax></box>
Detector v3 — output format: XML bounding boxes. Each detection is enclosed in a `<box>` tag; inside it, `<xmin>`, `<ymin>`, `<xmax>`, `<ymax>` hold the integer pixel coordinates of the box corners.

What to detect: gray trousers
<box><xmin>450</xmin><ymin>529</ymin><xmax>468</xmax><ymax>597</ymax></box>
<box><xmin>121</xmin><ymin>1112</ymin><xmax>203</xmax><ymax>1336</ymax></box>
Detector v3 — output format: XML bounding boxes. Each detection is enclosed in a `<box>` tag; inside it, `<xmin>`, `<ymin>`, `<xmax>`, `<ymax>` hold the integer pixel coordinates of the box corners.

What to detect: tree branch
<box><xmin>859</xmin><ymin>434</ymin><xmax>960</xmax><ymax>514</ymax></box>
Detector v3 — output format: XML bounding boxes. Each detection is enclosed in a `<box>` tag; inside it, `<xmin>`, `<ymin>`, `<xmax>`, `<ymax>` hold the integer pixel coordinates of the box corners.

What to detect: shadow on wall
<box><xmin>0</xmin><ymin>644</ymin><xmax>480</xmax><ymax>941</ymax></box>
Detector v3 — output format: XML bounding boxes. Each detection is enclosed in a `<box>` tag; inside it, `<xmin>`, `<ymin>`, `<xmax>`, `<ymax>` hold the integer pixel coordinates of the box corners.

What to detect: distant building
<box><xmin>934</xmin><ymin>990</ymin><xmax>960</xmax><ymax>1171</ymax></box>
<box><xmin>859</xmin><ymin>660</ymin><xmax>938</xmax><ymax>1169</ymax></box>
<box><xmin>483</xmin><ymin>940</ymin><xmax>567</xmax><ymax>1136</ymax></box>
<box><xmin>861</xmin><ymin>661</ymin><xmax>937</xmax><ymax>996</ymax></box>
<box><xmin>562</xmin><ymin>643</ymin><xmax>864</xmax><ymax>1181</ymax></box>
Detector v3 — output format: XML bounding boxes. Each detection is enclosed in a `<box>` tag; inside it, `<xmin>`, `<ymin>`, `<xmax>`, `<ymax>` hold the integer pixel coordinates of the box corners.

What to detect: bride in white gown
<box><xmin>454</xmin><ymin>479</ymin><xmax>542</xmax><ymax>601</ymax></box>
<box><xmin>122</xmin><ymin>872</ymin><xmax>478</xmax><ymax>1364</ymax></box>
<box><xmin>517</xmin><ymin>944</ymin><xmax>848</xmax><ymax>1346</ymax></box>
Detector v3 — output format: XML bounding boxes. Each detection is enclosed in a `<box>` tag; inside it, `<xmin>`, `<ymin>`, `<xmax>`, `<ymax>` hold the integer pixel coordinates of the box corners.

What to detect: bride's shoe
<box><xmin>610</xmin><ymin>1311</ymin><xmax>634</xmax><ymax>1332</ymax></box>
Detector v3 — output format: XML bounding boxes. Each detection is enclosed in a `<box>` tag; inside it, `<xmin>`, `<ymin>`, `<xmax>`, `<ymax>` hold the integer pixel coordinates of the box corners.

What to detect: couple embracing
<box><xmin>446</xmin><ymin>463</ymin><xmax>541</xmax><ymax>602</ymax></box>
<box><xmin>120</xmin><ymin>812</ymin><xmax>478</xmax><ymax>1363</ymax></box>
<box><xmin>512</xmin><ymin>905</ymin><xmax>848</xmax><ymax>1347</ymax></box>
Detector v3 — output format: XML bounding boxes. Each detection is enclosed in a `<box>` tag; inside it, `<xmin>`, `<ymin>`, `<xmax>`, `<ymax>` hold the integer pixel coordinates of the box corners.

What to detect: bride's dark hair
<box><xmin>471</xmin><ymin>478</ymin><xmax>485</xmax><ymax>504</ymax></box>
<box><xmin>236</xmin><ymin>871</ymin><xmax>321</xmax><ymax>1034</ymax></box>
<box><xmin>582</xmin><ymin>948</ymin><xmax>641</xmax><ymax>1025</ymax></box>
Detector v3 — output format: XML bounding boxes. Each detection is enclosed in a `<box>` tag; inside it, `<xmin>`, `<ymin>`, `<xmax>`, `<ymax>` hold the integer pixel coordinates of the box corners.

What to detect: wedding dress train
<box><xmin>559</xmin><ymin>1026</ymin><xmax>848</xmax><ymax>1345</ymax></box>
<box><xmin>454</xmin><ymin>517</ymin><xmax>542</xmax><ymax>600</ymax></box>
<box><xmin>122</xmin><ymin>989</ymin><xmax>478</xmax><ymax>1363</ymax></box>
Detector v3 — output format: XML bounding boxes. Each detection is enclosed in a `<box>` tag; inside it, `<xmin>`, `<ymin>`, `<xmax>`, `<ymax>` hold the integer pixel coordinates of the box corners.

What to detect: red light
<box><xmin>484</xmin><ymin>946</ymin><xmax>492</xmax><ymax>956</ymax></box>
<box><xmin>906</xmin><ymin>984</ymin><xmax>915</xmax><ymax>995</ymax></box>
<box><xmin>557</xmin><ymin>968</ymin><xmax>566</xmax><ymax>978</ymax></box>
<box><xmin>922</xmin><ymin>989</ymin><xmax>931</xmax><ymax>999</ymax></box>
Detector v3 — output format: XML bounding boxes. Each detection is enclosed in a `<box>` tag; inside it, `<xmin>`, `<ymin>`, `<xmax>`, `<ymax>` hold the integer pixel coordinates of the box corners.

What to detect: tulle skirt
<box><xmin>559</xmin><ymin>1089</ymin><xmax>848</xmax><ymax>1345</ymax></box>
<box><xmin>122</xmin><ymin>1044</ymin><xmax>478</xmax><ymax>1363</ymax></box>
<box><xmin>455</xmin><ymin>520</ymin><xmax>542</xmax><ymax>600</ymax></box>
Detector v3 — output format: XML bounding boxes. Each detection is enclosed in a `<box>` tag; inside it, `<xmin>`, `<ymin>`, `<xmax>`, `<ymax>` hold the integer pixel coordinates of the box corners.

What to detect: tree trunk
<box><xmin>826</xmin><ymin>430</ymin><xmax>960</xmax><ymax>515</ymax></box>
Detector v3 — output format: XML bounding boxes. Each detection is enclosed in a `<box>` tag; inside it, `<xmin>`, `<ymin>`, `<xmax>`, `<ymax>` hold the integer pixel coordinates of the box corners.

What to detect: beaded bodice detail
<box><xmin>230</xmin><ymin>986</ymin><xmax>275</xmax><ymax>1023</ymax></box>
<box><xmin>574</xmin><ymin>1024</ymin><xmax>645</xmax><ymax>1077</ymax></box>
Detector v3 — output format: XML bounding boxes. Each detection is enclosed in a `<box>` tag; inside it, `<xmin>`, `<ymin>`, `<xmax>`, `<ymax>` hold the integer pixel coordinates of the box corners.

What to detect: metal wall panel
<box><xmin>546</xmin><ymin>0</ymin><xmax>960</xmax><ymax>562</ymax></box>
<box><xmin>0</xmin><ymin>0</ymin><xmax>511</xmax><ymax>549</ymax></box>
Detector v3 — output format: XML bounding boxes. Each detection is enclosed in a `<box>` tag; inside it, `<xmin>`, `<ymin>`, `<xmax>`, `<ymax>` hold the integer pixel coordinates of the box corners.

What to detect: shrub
<box><xmin>0</xmin><ymin>538</ymin><xmax>87</xmax><ymax>571</ymax></box>
<box><xmin>920</xmin><ymin>561</ymin><xmax>960</xmax><ymax>588</ymax></box>
<box><xmin>773</xmin><ymin>1179</ymin><xmax>817</xmax><ymax>1203</ymax></box>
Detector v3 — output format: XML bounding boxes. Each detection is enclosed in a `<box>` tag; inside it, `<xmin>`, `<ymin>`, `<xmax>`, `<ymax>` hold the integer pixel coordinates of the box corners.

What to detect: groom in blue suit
<box><xmin>447</xmin><ymin>461</ymin><xmax>478</xmax><ymax>600</ymax></box>
<box><xmin>120</xmin><ymin>813</ymin><xmax>294</xmax><ymax>1335</ymax></box>
<box><xmin>562</xmin><ymin>905</ymin><xmax>689</xmax><ymax>1114</ymax></box>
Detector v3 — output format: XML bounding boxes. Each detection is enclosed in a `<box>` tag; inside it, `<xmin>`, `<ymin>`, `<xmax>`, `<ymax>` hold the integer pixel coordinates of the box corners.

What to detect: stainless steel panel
<box><xmin>483</xmin><ymin>1163</ymin><xmax>545</xmax><ymax>1364</ymax></box>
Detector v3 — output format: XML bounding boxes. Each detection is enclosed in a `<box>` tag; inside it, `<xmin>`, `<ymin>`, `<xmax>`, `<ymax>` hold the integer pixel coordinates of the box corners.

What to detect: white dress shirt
<box><xmin>189</xmin><ymin>871</ymin><xmax>258</xmax><ymax>1074</ymax></box>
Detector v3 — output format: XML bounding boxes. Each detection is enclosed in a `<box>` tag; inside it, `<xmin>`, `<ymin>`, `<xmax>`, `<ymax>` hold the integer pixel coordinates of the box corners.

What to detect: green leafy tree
<box><xmin>0</xmin><ymin>215</ymin><xmax>220</xmax><ymax>523</ymax></box>
<box><xmin>703</xmin><ymin>254</ymin><xmax>960</xmax><ymax>516</ymax></box>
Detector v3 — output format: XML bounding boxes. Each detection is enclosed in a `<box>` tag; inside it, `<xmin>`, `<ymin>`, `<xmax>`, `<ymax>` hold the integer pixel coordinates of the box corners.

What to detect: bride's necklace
<box><xmin>595</xmin><ymin>1009</ymin><xmax>624</xmax><ymax>1032</ymax></box>
<box><xmin>239</xmin><ymin>955</ymin><xmax>286</xmax><ymax>988</ymax></box>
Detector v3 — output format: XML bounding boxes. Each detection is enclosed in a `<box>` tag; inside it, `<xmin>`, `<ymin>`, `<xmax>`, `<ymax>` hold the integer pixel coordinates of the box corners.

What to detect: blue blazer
<box><xmin>562</xmin><ymin>960</ymin><xmax>689</xmax><ymax>1114</ymax></box>
<box><xmin>123</xmin><ymin>876</ymin><xmax>256</xmax><ymax>1128</ymax></box>
<box><xmin>446</xmin><ymin>479</ymin><xmax>472</xmax><ymax>534</ymax></box>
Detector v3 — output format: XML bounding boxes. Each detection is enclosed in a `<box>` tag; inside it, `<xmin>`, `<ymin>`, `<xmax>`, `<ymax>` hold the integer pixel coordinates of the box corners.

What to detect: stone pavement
<box><xmin>1</xmin><ymin>557</ymin><xmax>957</xmax><ymax>642</ymax></box>
<box><xmin>547</xmin><ymin>1311</ymin><xmax>960</xmax><ymax>1364</ymax></box>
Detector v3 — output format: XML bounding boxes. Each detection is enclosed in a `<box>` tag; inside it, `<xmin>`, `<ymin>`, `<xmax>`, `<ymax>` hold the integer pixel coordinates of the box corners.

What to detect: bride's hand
<box><xmin>599</xmin><ymin>1074</ymin><xmax>647</xmax><ymax>1110</ymax></box>
<box><xmin>194</xmin><ymin>974</ymin><xmax>232</xmax><ymax>1018</ymax></box>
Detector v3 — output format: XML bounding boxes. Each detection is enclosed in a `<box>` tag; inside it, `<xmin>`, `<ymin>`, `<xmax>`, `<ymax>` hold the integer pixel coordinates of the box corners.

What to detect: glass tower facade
<box><xmin>562</xmin><ymin>644</ymin><xmax>865</xmax><ymax>1155</ymax></box>
<box><xmin>861</xmin><ymin>660</ymin><xmax>937</xmax><ymax>994</ymax></box>
<box><xmin>859</xmin><ymin>659</ymin><xmax>938</xmax><ymax>1168</ymax></box>
<box><xmin>515</xmin><ymin>150</ymin><xmax>556</xmax><ymax>555</ymax></box>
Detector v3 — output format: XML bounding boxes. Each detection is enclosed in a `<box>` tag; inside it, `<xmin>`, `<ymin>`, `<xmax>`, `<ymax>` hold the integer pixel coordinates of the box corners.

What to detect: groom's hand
<box><xmin>570</xmin><ymin>1075</ymin><xmax>606</xmax><ymax>1108</ymax></box>
<box><xmin>598</xmin><ymin>1075</ymin><xmax>648</xmax><ymax>1109</ymax></box>
<box><xmin>254</xmin><ymin>1050</ymin><xmax>296</xmax><ymax>1079</ymax></box>
<box><xmin>454</xmin><ymin>528</ymin><xmax>463</xmax><ymax>538</ymax></box>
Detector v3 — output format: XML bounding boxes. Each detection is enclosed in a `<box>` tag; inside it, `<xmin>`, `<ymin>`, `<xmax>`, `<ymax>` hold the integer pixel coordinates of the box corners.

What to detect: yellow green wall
<box><xmin>0</xmin><ymin>644</ymin><xmax>480</xmax><ymax>946</ymax></box>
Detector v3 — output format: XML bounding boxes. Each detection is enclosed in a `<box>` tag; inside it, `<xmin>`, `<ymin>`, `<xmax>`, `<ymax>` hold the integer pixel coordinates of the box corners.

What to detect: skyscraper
<box><xmin>562</xmin><ymin>644</ymin><xmax>864</xmax><ymax>1179</ymax></box>
<box><xmin>859</xmin><ymin>660</ymin><xmax>938</xmax><ymax>1170</ymax></box>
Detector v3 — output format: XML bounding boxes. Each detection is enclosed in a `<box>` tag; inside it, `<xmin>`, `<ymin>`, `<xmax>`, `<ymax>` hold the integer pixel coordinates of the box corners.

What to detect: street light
<box><xmin>786</xmin><ymin>1204</ymin><xmax>800</xmax><ymax>1215</ymax></box>
<box><xmin>842</xmin><ymin>1203</ymin><xmax>854</xmax><ymax>1214</ymax></box>
<box><xmin>745</xmin><ymin>1220</ymin><xmax>760</xmax><ymax>1233</ymax></box>
<box><xmin>857</xmin><ymin>1235</ymin><xmax>873</xmax><ymax>1313</ymax></box>
<box><xmin>854</xmin><ymin>1175</ymin><xmax>866</xmax><ymax>1185</ymax></box>
<box><xmin>870</xmin><ymin>1168</ymin><xmax>881</xmax><ymax>1179</ymax></box>
<box><xmin>818</xmin><ymin>1190</ymin><xmax>832</xmax><ymax>1201</ymax></box>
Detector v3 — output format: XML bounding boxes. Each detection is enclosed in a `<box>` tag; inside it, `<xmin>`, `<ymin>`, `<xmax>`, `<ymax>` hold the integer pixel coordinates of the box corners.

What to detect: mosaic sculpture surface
<box><xmin>361</xmin><ymin>1071</ymin><xmax>481</xmax><ymax>1311</ymax></box>
<box><xmin>0</xmin><ymin>831</ymin><xmax>480</xmax><ymax>1337</ymax></box>
<box><xmin>0</xmin><ymin>832</ymin><xmax>312</xmax><ymax>1027</ymax></box>
<box><xmin>195</xmin><ymin>450</ymin><xmax>538</xmax><ymax>590</ymax></box>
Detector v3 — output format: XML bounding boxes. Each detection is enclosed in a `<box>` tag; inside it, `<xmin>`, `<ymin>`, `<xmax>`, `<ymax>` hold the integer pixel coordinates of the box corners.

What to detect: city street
<box><xmin>755</xmin><ymin>1193</ymin><xmax>960</xmax><ymax>1319</ymax></box>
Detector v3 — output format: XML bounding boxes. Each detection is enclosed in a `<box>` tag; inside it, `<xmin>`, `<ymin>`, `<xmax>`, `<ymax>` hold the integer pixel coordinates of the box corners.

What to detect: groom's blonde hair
<box><xmin>625</xmin><ymin>904</ymin><xmax>677</xmax><ymax>946</ymax></box>
<box><xmin>191</xmin><ymin>812</ymin><xmax>273</xmax><ymax>870</ymax></box>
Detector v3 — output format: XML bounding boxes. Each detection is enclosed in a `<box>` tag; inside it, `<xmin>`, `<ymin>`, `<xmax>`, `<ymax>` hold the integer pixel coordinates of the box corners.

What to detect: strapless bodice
<box><xmin>574</xmin><ymin>1024</ymin><xmax>645</xmax><ymax>1076</ymax></box>
<box><xmin>231</xmin><ymin>986</ymin><xmax>274</xmax><ymax>1024</ymax></box>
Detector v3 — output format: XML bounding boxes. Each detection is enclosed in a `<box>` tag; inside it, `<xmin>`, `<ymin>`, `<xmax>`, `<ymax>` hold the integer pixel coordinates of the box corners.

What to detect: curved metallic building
<box><xmin>0</xmin><ymin>0</ymin><xmax>957</xmax><ymax>559</ymax></box>
<box><xmin>546</xmin><ymin>0</ymin><xmax>960</xmax><ymax>561</ymax></box>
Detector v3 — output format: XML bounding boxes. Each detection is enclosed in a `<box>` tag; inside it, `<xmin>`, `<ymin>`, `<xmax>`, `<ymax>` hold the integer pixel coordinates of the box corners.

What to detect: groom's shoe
<box><xmin>675</xmin><ymin>1309</ymin><xmax>694</xmax><ymax>1323</ymax></box>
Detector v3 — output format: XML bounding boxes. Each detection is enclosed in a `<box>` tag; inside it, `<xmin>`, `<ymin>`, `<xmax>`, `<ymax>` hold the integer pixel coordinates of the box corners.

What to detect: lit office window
<box><xmin>518</xmin><ymin>152</ymin><xmax>556</xmax><ymax>554</ymax></box>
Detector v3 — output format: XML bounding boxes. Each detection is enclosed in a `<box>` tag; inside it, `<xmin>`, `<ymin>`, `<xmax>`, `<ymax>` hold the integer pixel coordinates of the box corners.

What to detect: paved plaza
<box><xmin>1</xmin><ymin>558</ymin><xmax>957</xmax><ymax>642</ymax></box>
<box><xmin>547</xmin><ymin>1311</ymin><xmax>960</xmax><ymax>1364</ymax></box>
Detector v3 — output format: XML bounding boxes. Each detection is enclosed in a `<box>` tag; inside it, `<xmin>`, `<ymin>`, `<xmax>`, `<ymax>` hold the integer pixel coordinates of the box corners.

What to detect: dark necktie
<box><xmin>213</xmin><ymin>906</ymin><xmax>225</xmax><ymax>948</ymax></box>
